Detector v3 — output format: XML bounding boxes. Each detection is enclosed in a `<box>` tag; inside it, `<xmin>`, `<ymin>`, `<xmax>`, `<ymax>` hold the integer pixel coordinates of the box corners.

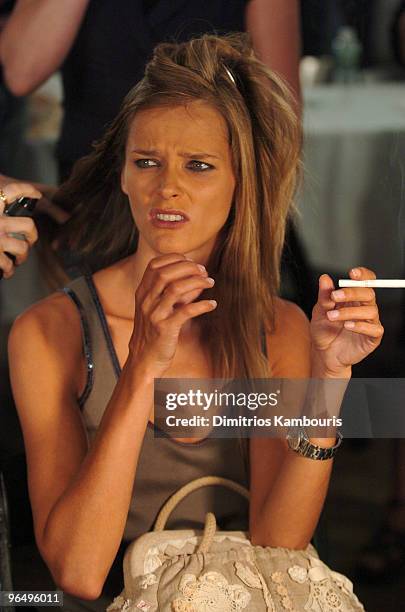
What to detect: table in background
<box><xmin>298</xmin><ymin>83</ymin><xmax>405</xmax><ymax>302</ymax></box>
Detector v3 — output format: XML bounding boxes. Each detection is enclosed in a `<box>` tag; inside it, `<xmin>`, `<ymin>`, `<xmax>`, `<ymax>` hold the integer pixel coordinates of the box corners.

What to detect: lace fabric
<box><xmin>107</xmin><ymin>535</ymin><xmax>365</xmax><ymax>612</ymax></box>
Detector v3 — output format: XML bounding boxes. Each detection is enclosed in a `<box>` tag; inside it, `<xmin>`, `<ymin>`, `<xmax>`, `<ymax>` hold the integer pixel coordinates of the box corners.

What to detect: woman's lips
<box><xmin>149</xmin><ymin>208</ymin><xmax>189</xmax><ymax>229</ymax></box>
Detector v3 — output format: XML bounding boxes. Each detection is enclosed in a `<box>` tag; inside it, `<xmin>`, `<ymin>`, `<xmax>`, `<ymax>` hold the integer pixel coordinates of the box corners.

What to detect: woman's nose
<box><xmin>157</xmin><ymin>166</ymin><xmax>181</xmax><ymax>199</ymax></box>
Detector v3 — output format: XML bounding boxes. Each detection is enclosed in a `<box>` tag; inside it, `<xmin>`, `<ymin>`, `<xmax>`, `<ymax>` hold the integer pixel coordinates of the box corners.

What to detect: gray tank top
<box><xmin>62</xmin><ymin>274</ymin><xmax>250</xmax><ymax>595</ymax></box>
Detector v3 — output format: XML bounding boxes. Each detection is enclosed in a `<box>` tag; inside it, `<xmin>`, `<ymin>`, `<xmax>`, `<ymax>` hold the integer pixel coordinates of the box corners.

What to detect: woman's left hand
<box><xmin>310</xmin><ymin>267</ymin><xmax>384</xmax><ymax>377</ymax></box>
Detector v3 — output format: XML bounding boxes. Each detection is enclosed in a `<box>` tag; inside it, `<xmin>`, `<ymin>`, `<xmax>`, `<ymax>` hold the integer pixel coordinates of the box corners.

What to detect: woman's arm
<box><xmin>8</xmin><ymin>253</ymin><xmax>216</xmax><ymax>599</ymax></box>
<box><xmin>0</xmin><ymin>0</ymin><xmax>90</xmax><ymax>96</ymax></box>
<box><xmin>8</xmin><ymin>295</ymin><xmax>154</xmax><ymax>599</ymax></box>
<box><xmin>249</xmin><ymin>268</ymin><xmax>383</xmax><ymax>549</ymax></box>
<box><xmin>245</xmin><ymin>0</ymin><xmax>302</xmax><ymax>111</ymax></box>
<box><xmin>249</xmin><ymin>298</ymin><xmax>329</xmax><ymax>549</ymax></box>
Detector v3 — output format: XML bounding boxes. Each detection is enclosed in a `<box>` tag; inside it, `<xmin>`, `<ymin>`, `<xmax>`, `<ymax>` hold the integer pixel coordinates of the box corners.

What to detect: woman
<box><xmin>7</xmin><ymin>34</ymin><xmax>383</xmax><ymax>609</ymax></box>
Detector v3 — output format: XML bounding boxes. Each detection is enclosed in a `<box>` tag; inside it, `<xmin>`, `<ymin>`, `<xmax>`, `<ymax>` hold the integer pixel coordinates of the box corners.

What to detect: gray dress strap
<box><xmin>62</xmin><ymin>275</ymin><xmax>118</xmax><ymax>444</ymax></box>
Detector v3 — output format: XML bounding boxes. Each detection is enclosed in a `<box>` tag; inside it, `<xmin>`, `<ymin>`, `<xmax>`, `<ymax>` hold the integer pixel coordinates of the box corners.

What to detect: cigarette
<box><xmin>338</xmin><ymin>279</ymin><xmax>405</xmax><ymax>288</ymax></box>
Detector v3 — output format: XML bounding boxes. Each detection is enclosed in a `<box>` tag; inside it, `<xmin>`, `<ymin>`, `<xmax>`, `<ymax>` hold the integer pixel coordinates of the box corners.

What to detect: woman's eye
<box><xmin>188</xmin><ymin>160</ymin><xmax>213</xmax><ymax>172</ymax></box>
<box><xmin>134</xmin><ymin>159</ymin><xmax>158</xmax><ymax>168</ymax></box>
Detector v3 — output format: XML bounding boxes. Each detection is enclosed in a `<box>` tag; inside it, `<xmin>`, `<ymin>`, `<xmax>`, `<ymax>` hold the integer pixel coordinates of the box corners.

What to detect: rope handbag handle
<box><xmin>154</xmin><ymin>476</ymin><xmax>250</xmax><ymax>554</ymax></box>
<box><xmin>198</xmin><ymin>512</ymin><xmax>217</xmax><ymax>553</ymax></box>
<box><xmin>154</xmin><ymin>476</ymin><xmax>249</xmax><ymax>531</ymax></box>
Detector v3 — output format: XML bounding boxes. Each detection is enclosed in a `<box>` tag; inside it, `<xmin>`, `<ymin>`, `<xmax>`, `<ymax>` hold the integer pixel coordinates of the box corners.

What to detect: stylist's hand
<box><xmin>310</xmin><ymin>267</ymin><xmax>384</xmax><ymax>377</ymax></box>
<box><xmin>0</xmin><ymin>182</ymin><xmax>41</xmax><ymax>279</ymax></box>
<box><xmin>0</xmin><ymin>173</ymin><xmax>67</xmax><ymax>225</ymax></box>
<box><xmin>128</xmin><ymin>253</ymin><xmax>216</xmax><ymax>376</ymax></box>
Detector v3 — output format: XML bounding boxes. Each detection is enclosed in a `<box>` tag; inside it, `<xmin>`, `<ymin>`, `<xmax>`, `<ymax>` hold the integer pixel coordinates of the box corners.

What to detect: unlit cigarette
<box><xmin>339</xmin><ymin>279</ymin><xmax>405</xmax><ymax>288</ymax></box>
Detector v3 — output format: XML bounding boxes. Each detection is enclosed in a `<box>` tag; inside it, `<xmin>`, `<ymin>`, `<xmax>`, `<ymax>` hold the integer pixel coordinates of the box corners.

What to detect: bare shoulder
<box><xmin>9</xmin><ymin>290</ymin><xmax>81</xmax><ymax>347</ymax></box>
<box><xmin>272</xmin><ymin>296</ymin><xmax>310</xmax><ymax>337</ymax></box>
<box><xmin>266</xmin><ymin>297</ymin><xmax>311</xmax><ymax>377</ymax></box>
<box><xmin>8</xmin><ymin>291</ymin><xmax>84</xmax><ymax>396</ymax></box>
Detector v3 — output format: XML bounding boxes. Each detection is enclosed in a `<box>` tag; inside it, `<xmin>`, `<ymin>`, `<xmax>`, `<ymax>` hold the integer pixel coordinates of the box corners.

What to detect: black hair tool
<box><xmin>0</xmin><ymin>196</ymin><xmax>38</xmax><ymax>279</ymax></box>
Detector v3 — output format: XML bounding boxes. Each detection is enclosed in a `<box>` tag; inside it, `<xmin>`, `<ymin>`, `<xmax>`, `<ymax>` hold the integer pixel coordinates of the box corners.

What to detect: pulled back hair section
<box><xmin>54</xmin><ymin>33</ymin><xmax>302</xmax><ymax>379</ymax></box>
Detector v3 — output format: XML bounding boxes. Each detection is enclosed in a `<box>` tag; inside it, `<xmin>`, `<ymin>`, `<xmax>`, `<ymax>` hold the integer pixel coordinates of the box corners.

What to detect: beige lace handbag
<box><xmin>107</xmin><ymin>476</ymin><xmax>365</xmax><ymax>611</ymax></box>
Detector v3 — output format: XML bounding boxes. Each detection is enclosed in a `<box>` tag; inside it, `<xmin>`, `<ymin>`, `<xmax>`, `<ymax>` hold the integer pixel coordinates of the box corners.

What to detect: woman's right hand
<box><xmin>128</xmin><ymin>253</ymin><xmax>217</xmax><ymax>377</ymax></box>
<box><xmin>0</xmin><ymin>182</ymin><xmax>41</xmax><ymax>279</ymax></box>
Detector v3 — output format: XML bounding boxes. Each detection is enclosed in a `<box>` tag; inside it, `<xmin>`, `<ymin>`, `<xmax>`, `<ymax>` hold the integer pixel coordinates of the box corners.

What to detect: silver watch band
<box><xmin>287</xmin><ymin>429</ymin><xmax>343</xmax><ymax>460</ymax></box>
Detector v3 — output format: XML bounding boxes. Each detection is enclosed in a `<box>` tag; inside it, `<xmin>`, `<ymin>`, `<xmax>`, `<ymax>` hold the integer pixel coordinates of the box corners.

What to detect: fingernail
<box><xmin>332</xmin><ymin>290</ymin><xmax>345</xmax><ymax>300</ymax></box>
<box><xmin>344</xmin><ymin>321</ymin><xmax>355</xmax><ymax>329</ymax></box>
<box><xmin>197</xmin><ymin>264</ymin><xmax>206</xmax><ymax>273</ymax></box>
<box><xmin>327</xmin><ymin>310</ymin><xmax>339</xmax><ymax>320</ymax></box>
<box><xmin>351</xmin><ymin>268</ymin><xmax>360</xmax><ymax>278</ymax></box>
<box><xmin>209</xmin><ymin>300</ymin><xmax>217</xmax><ymax>307</ymax></box>
<box><xmin>206</xmin><ymin>277</ymin><xmax>215</xmax><ymax>285</ymax></box>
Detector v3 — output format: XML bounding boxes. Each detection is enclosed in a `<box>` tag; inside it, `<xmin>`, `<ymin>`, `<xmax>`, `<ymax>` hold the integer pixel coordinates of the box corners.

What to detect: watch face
<box><xmin>289</xmin><ymin>436</ymin><xmax>300</xmax><ymax>451</ymax></box>
<box><xmin>287</xmin><ymin>429</ymin><xmax>301</xmax><ymax>451</ymax></box>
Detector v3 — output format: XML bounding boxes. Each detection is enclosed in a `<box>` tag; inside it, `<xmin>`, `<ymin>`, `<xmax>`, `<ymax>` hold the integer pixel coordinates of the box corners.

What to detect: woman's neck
<box><xmin>100</xmin><ymin>254</ymin><xmax>199</xmax><ymax>338</ymax></box>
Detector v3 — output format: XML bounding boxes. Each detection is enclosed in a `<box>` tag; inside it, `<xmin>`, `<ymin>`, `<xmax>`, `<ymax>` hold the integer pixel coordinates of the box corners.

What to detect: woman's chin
<box><xmin>140</xmin><ymin>233</ymin><xmax>212</xmax><ymax>263</ymax></box>
<box><xmin>152</xmin><ymin>237</ymin><xmax>199</xmax><ymax>257</ymax></box>
<box><xmin>155</xmin><ymin>242</ymin><xmax>188</xmax><ymax>256</ymax></box>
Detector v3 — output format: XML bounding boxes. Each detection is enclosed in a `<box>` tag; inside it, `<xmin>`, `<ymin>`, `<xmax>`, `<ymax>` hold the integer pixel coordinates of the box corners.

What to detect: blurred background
<box><xmin>1</xmin><ymin>1</ymin><xmax>405</xmax><ymax>610</ymax></box>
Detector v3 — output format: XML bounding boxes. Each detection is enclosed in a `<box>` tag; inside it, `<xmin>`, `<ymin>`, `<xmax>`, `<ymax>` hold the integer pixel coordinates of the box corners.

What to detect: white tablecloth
<box><xmin>298</xmin><ymin>83</ymin><xmax>405</xmax><ymax>286</ymax></box>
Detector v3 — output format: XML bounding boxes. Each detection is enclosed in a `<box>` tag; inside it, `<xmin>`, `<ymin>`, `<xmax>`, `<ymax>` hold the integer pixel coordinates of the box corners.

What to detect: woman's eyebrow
<box><xmin>131</xmin><ymin>148</ymin><xmax>220</xmax><ymax>159</ymax></box>
<box><xmin>179</xmin><ymin>151</ymin><xmax>221</xmax><ymax>160</ymax></box>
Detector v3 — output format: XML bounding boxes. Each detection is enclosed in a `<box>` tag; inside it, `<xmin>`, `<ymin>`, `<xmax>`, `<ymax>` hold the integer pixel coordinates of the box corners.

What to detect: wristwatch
<box><xmin>286</xmin><ymin>428</ymin><xmax>343</xmax><ymax>460</ymax></box>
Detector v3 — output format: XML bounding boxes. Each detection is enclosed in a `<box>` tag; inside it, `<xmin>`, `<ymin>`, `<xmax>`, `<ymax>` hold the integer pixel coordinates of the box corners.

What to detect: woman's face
<box><xmin>121</xmin><ymin>100</ymin><xmax>236</xmax><ymax>264</ymax></box>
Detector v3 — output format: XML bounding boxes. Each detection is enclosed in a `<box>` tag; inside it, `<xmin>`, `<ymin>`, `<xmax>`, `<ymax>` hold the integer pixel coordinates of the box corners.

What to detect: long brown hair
<box><xmin>53</xmin><ymin>33</ymin><xmax>301</xmax><ymax>379</ymax></box>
